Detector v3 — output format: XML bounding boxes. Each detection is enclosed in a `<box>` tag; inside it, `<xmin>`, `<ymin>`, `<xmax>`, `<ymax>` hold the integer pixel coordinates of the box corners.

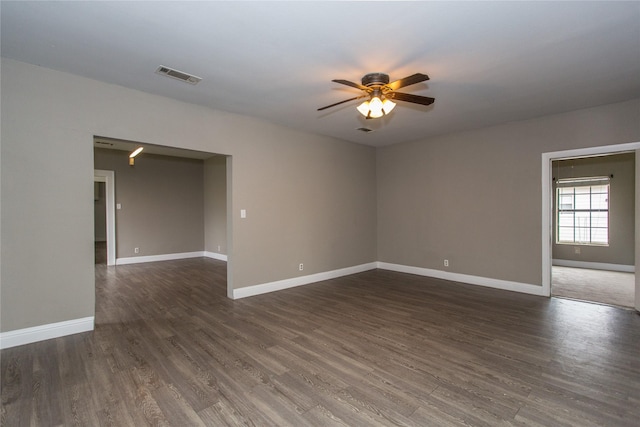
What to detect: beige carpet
<box><xmin>552</xmin><ymin>266</ymin><xmax>635</xmax><ymax>308</ymax></box>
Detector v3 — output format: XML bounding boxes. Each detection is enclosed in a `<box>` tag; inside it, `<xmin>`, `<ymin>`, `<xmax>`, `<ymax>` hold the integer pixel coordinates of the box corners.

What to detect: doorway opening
<box><xmin>94</xmin><ymin>180</ymin><xmax>107</xmax><ymax>264</ymax></box>
<box><xmin>92</xmin><ymin>136</ymin><xmax>232</xmax><ymax>297</ymax></box>
<box><xmin>94</xmin><ymin>169</ymin><xmax>116</xmax><ymax>266</ymax></box>
<box><xmin>542</xmin><ymin>142</ymin><xmax>640</xmax><ymax>309</ymax></box>
<box><xmin>550</xmin><ymin>153</ymin><xmax>635</xmax><ymax>307</ymax></box>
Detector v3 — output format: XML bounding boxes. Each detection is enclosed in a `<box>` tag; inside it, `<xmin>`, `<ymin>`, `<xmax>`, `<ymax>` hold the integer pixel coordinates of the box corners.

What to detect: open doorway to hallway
<box><xmin>94</xmin><ymin>180</ymin><xmax>107</xmax><ymax>264</ymax></box>
<box><xmin>92</xmin><ymin>136</ymin><xmax>230</xmax><ymax>294</ymax></box>
<box><xmin>550</xmin><ymin>152</ymin><xmax>635</xmax><ymax>308</ymax></box>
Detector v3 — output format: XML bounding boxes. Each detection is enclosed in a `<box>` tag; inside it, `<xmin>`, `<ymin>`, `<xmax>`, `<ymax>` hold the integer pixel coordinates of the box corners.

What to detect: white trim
<box><xmin>542</xmin><ymin>153</ymin><xmax>553</xmax><ymax>297</ymax></box>
<box><xmin>542</xmin><ymin>141</ymin><xmax>640</xmax><ymax>298</ymax></box>
<box><xmin>116</xmin><ymin>251</ymin><xmax>205</xmax><ymax>265</ymax></box>
<box><xmin>115</xmin><ymin>251</ymin><xmax>228</xmax><ymax>265</ymax></box>
<box><xmin>232</xmin><ymin>260</ymin><xmax>548</xmax><ymax>300</ymax></box>
<box><xmin>552</xmin><ymin>259</ymin><xmax>635</xmax><ymax>273</ymax></box>
<box><xmin>204</xmin><ymin>251</ymin><xmax>228</xmax><ymax>261</ymax></box>
<box><xmin>232</xmin><ymin>262</ymin><xmax>377</xmax><ymax>299</ymax></box>
<box><xmin>377</xmin><ymin>262</ymin><xmax>546</xmax><ymax>296</ymax></box>
<box><xmin>226</xmin><ymin>155</ymin><xmax>234</xmax><ymax>300</ymax></box>
<box><xmin>94</xmin><ymin>169</ymin><xmax>116</xmax><ymax>266</ymax></box>
<box><xmin>0</xmin><ymin>316</ymin><xmax>94</xmax><ymax>349</ymax></box>
<box><xmin>542</xmin><ymin>143</ymin><xmax>640</xmax><ymax>162</ymax></box>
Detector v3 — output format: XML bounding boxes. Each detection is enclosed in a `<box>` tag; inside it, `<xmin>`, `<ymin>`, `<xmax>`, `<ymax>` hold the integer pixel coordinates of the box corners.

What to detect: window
<box><xmin>556</xmin><ymin>177</ymin><xmax>609</xmax><ymax>245</ymax></box>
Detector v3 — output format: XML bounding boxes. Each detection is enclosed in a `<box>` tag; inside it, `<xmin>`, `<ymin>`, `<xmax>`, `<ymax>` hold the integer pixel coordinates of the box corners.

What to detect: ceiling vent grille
<box><xmin>155</xmin><ymin>65</ymin><xmax>202</xmax><ymax>85</ymax></box>
<box><xmin>356</xmin><ymin>127</ymin><xmax>374</xmax><ymax>133</ymax></box>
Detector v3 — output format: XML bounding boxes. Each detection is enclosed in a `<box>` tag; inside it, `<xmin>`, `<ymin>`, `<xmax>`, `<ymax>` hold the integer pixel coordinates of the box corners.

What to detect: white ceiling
<box><xmin>2</xmin><ymin>1</ymin><xmax>639</xmax><ymax>147</ymax></box>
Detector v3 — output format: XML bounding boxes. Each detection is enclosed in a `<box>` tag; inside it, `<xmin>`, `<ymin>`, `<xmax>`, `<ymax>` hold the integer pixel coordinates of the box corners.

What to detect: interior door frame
<box><xmin>541</xmin><ymin>141</ymin><xmax>640</xmax><ymax>298</ymax></box>
<box><xmin>94</xmin><ymin>169</ymin><xmax>116</xmax><ymax>266</ymax></box>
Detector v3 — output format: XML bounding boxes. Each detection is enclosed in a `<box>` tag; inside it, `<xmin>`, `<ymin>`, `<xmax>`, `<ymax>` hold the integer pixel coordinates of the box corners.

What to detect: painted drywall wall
<box><xmin>552</xmin><ymin>153</ymin><xmax>635</xmax><ymax>266</ymax></box>
<box><xmin>0</xmin><ymin>58</ymin><xmax>377</xmax><ymax>332</ymax></box>
<box><xmin>204</xmin><ymin>156</ymin><xmax>227</xmax><ymax>255</ymax></box>
<box><xmin>377</xmin><ymin>99</ymin><xmax>640</xmax><ymax>287</ymax></box>
<box><xmin>94</xmin><ymin>148</ymin><xmax>205</xmax><ymax>258</ymax></box>
<box><xmin>1</xmin><ymin>113</ymin><xmax>96</xmax><ymax>330</ymax></box>
<box><xmin>2</xmin><ymin>56</ymin><xmax>637</xmax><ymax>334</ymax></box>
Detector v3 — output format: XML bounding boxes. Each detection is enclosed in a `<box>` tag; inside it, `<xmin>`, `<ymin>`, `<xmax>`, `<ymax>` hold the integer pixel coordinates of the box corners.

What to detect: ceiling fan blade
<box><xmin>387</xmin><ymin>91</ymin><xmax>435</xmax><ymax>106</ymax></box>
<box><xmin>386</xmin><ymin>73</ymin><xmax>430</xmax><ymax>91</ymax></box>
<box><xmin>317</xmin><ymin>95</ymin><xmax>367</xmax><ymax>111</ymax></box>
<box><xmin>332</xmin><ymin>79</ymin><xmax>369</xmax><ymax>91</ymax></box>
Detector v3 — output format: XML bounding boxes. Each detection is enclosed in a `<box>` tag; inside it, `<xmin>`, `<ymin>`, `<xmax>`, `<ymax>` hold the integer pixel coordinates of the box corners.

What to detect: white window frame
<box><xmin>555</xmin><ymin>176</ymin><xmax>610</xmax><ymax>246</ymax></box>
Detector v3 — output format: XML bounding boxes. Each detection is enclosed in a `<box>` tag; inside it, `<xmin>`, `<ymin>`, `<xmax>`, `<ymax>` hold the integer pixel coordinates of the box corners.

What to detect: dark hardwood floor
<box><xmin>2</xmin><ymin>258</ymin><xmax>639</xmax><ymax>426</ymax></box>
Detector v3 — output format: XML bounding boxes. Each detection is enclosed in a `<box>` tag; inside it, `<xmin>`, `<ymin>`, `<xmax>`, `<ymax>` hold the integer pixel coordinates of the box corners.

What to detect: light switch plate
<box><xmin>240</xmin><ymin>209</ymin><xmax>246</xmax><ymax>218</ymax></box>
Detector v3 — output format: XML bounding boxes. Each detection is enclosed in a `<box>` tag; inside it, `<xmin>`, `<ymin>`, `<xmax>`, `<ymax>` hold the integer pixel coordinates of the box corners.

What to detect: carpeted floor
<box><xmin>552</xmin><ymin>266</ymin><xmax>635</xmax><ymax>308</ymax></box>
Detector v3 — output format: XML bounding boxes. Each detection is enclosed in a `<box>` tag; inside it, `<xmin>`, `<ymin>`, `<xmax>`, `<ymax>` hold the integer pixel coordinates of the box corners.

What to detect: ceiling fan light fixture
<box><xmin>357</xmin><ymin>95</ymin><xmax>395</xmax><ymax>118</ymax></box>
<box><xmin>382</xmin><ymin>98</ymin><xmax>396</xmax><ymax>114</ymax></box>
<box><xmin>319</xmin><ymin>72</ymin><xmax>433</xmax><ymax>117</ymax></box>
<box><xmin>368</xmin><ymin>96</ymin><xmax>384</xmax><ymax>118</ymax></box>
<box><xmin>357</xmin><ymin>100</ymin><xmax>371</xmax><ymax>116</ymax></box>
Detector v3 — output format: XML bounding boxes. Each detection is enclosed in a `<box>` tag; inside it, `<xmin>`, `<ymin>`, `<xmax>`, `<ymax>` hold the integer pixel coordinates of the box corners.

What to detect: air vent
<box><xmin>356</xmin><ymin>127</ymin><xmax>374</xmax><ymax>133</ymax></box>
<box><xmin>155</xmin><ymin>65</ymin><xmax>202</xmax><ymax>85</ymax></box>
<box><xmin>95</xmin><ymin>141</ymin><xmax>114</xmax><ymax>146</ymax></box>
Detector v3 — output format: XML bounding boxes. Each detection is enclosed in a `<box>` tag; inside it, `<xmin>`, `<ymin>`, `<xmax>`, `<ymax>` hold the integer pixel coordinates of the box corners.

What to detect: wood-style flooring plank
<box><xmin>2</xmin><ymin>258</ymin><xmax>639</xmax><ymax>426</ymax></box>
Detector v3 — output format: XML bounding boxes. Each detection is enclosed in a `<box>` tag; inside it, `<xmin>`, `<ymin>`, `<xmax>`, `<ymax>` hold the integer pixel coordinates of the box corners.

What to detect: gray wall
<box><xmin>230</xmin><ymin>128</ymin><xmax>377</xmax><ymax>287</ymax></box>
<box><xmin>377</xmin><ymin>100</ymin><xmax>640</xmax><ymax>286</ymax></box>
<box><xmin>552</xmin><ymin>153</ymin><xmax>635</xmax><ymax>266</ymax></box>
<box><xmin>94</xmin><ymin>148</ymin><xmax>205</xmax><ymax>258</ymax></box>
<box><xmin>204</xmin><ymin>156</ymin><xmax>227</xmax><ymax>255</ymax></box>
<box><xmin>1</xmin><ymin>57</ymin><xmax>638</xmax><ymax>333</ymax></box>
<box><xmin>1</xmin><ymin>59</ymin><xmax>377</xmax><ymax>332</ymax></box>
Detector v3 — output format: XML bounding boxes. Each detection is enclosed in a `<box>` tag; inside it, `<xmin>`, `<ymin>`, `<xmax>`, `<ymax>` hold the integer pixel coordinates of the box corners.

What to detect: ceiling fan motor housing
<box><xmin>361</xmin><ymin>73</ymin><xmax>390</xmax><ymax>87</ymax></box>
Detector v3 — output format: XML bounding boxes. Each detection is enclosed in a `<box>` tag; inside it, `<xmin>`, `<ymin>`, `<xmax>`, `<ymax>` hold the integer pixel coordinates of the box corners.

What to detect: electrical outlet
<box><xmin>299</xmin><ymin>263</ymin><xmax>304</xmax><ymax>271</ymax></box>
<box><xmin>218</xmin><ymin>245</ymin><xmax>221</xmax><ymax>252</ymax></box>
<box><xmin>444</xmin><ymin>259</ymin><xmax>449</xmax><ymax>267</ymax></box>
<box><xmin>134</xmin><ymin>247</ymin><xmax>140</xmax><ymax>254</ymax></box>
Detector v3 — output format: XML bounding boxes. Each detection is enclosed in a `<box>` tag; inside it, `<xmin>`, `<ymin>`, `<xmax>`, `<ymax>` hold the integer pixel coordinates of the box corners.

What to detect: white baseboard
<box><xmin>0</xmin><ymin>316</ymin><xmax>94</xmax><ymax>349</ymax></box>
<box><xmin>116</xmin><ymin>251</ymin><xmax>228</xmax><ymax>265</ymax></box>
<box><xmin>233</xmin><ymin>261</ymin><xmax>546</xmax><ymax>299</ymax></box>
<box><xmin>552</xmin><ymin>259</ymin><xmax>635</xmax><ymax>273</ymax></box>
<box><xmin>232</xmin><ymin>262</ymin><xmax>378</xmax><ymax>299</ymax></box>
<box><xmin>204</xmin><ymin>251</ymin><xmax>228</xmax><ymax>262</ymax></box>
<box><xmin>377</xmin><ymin>262</ymin><xmax>546</xmax><ymax>296</ymax></box>
<box><xmin>116</xmin><ymin>251</ymin><xmax>205</xmax><ymax>265</ymax></box>
<box><xmin>0</xmin><ymin>260</ymin><xmax>551</xmax><ymax>349</ymax></box>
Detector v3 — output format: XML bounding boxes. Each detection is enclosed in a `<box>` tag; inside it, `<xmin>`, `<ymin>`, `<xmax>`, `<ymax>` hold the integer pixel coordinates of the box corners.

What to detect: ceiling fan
<box><xmin>318</xmin><ymin>72</ymin><xmax>434</xmax><ymax>119</ymax></box>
